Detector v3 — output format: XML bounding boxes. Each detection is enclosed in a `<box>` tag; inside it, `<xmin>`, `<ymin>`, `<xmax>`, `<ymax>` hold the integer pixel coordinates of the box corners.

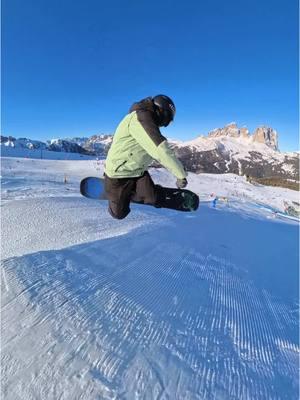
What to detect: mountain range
<box><xmin>1</xmin><ymin>123</ymin><xmax>299</xmax><ymax>183</ymax></box>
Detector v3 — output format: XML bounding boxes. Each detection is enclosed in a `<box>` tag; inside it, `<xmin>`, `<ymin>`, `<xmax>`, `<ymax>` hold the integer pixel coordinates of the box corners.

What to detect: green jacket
<box><xmin>105</xmin><ymin>98</ymin><xmax>187</xmax><ymax>180</ymax></box>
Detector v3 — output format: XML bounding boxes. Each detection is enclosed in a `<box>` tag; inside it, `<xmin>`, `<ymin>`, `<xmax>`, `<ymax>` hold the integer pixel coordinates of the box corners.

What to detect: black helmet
<box><xmin>152</xmin><ymin>94</ymin><xmax>176</xmax><ymax>127</ymax></box>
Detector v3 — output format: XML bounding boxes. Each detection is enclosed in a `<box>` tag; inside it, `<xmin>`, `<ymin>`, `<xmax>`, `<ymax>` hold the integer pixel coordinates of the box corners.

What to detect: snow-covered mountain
<box><xmin>61</xmin><ymin>124</ymin><xmax>300</xmax><ymax>181</ymax></box>
<box><xmin>206</xmin><ymin>123</ymin><xmax>278</xmax><ymax>150</ymax></box>
<box><xmin>47</xmin><ymin>139</ymin><xmax>92</xmax><ymax>154</ymax></box>
<box><xmin>0</xmin><ymin>136</ymin><xmax>95</xmax><ymax>156</ymax></box>
<box><xmin>63</xmin><ymin>124</ymin><xmax>299</xmax><ymax>182</ymax></box>
<box><xmin>169</xmin><ymin>124</ymin><xmax>299</xmax><ymax>181</ymax></box>
<box><xmin>58</xmin><ymin>134</ymin><xmax>113</xmax><ymax>155</ymax></box>
<box><xmin>1</xmin><ymin>124</ymin><xmax>299</xmax><ymax>183</ymax></box>
<box><xmin>1</xmin><ymin>135</ymin><xmax>47</xmax><ymax>150</ymax></box>
<box><xmin>62</xmin><ymin>136</ymin><xmax>90</xmax><ymax>147</ymax></box>
<box><xmin>82</xmin><ymin>134</ymin><xmax>113</xmax><ymax>155</ymax></box>
<box><xmin>0</xmin><ymin>134</ymin><xmax>112</xmax><ymax>156</ymax></box>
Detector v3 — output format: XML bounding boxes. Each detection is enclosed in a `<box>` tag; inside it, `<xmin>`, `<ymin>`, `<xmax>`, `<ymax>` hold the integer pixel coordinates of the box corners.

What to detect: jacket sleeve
<box><xmin>129</xmin><ymin>111</ymin><xmax>187</xmax><ymax>179</ymax></box>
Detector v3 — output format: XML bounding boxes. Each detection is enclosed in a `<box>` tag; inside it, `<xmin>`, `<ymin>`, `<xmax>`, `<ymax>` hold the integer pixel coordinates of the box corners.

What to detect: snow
<box><xmin>1</xmin><ymin>156</ymin><xmax>299</xmax><ymax>399</ymax></box>
<box><xmin>1</xmin><ymin>146</ymin><xmax>96</xmax><ymax>160</ymax></box>
<box><xmin>150</xmin><ymin>168</ymin><xmax>299</xmax><ymax>215</ymax></box>
<box><xmin>172</xmin><ymin>136</ymin><xmax>218</xmax><ymax>151</ymax></box>
<box><xmin>282</xmin><ymin>163</ymin><xmax>296</xmax><ymax>174</ymax></box>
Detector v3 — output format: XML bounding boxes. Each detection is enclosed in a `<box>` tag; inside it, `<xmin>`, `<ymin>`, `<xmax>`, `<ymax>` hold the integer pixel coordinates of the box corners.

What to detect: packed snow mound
<box><xmin>1</xmin><ymin>157</ymin><xmax>299</xmax><ymax>399</ymax></box>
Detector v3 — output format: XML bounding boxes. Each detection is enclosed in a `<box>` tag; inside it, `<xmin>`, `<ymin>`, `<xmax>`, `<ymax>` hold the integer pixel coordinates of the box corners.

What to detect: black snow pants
<box><xmin>105</xmin><ymin>171</ymin><xmax>195</xmax><ymax>219</ymax></box>
<box><xmin>104</xmin><ymin>171</ymin><xmax>163</xmax><ymax>219</ymax></box>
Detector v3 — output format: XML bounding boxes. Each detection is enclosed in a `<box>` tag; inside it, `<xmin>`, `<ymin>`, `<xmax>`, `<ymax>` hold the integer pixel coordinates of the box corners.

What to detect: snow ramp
<box><xmin>1</xmin><ymin>197</ymin><xmax>299</xmax><ymax>399</ymax></box>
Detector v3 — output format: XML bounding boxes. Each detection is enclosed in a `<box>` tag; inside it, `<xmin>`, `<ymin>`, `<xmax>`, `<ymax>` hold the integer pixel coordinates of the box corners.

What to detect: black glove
<box><xmin>176</xmin><ymin>178</ymin><xmax>188</xmax><ymax>189</ymax></box>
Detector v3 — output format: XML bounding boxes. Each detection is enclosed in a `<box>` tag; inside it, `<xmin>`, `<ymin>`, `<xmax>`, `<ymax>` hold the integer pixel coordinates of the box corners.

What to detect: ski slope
<box><xmin>1</xmin><ymin>156</ymin><xmax>299</xmax><ymax>399</ymax></box>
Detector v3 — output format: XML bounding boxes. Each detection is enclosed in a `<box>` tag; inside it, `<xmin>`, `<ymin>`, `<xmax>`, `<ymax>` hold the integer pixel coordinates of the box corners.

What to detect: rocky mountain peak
<box><xmin>208</xmin><ymin>123</ymin><xmax>247</xmax><ymax>139</ymax></box>
<box><xmin>207</xmin><ymin>123</ymin><xmax>278</xmax><ymax>150</ymax></box>
<box><xmin>240</xmin><ymin>127</ymin><xmax>250</xmax><ymax>138</ymax></box>
<box><xmin>252</xmin><ymin>126</ymin><xmax>278</xmax><ymax>151</ymax></box>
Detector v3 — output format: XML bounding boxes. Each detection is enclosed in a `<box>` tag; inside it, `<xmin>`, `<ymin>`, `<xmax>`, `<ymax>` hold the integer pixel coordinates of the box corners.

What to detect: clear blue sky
<box><xmin>2</xmin><ymin>0</ymin><xmax>299</xmax><ymax>151</ymax></box>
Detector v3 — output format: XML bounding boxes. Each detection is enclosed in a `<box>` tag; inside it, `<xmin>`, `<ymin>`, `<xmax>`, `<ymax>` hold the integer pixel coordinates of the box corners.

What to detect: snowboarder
<box><xmin>104</xmin><ymin>95</ymin><xmax>198</xmax><ymax>219</ymax></box>
<box><xmin>211</xmin><ymin>197</ymin><xmax>218</xmax><ymax>208</ymax></box>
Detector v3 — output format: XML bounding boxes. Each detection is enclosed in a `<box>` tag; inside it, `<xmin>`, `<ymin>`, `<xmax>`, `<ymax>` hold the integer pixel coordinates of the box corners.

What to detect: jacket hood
<box><xmin>129</xmin><ymin>97</ymin><xmax>155</xmax><ymax>113</ymax></box>
<box><xmin>129</xmin><ymin>97</ymin><xmax>161</xmax><ymax>125</ymax></box>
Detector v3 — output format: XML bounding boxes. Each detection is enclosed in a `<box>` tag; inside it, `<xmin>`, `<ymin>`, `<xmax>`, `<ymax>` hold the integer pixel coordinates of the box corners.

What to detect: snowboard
<box><xmin>80</xmin><ymin>176</ymin><xmax>199</xmax><ymax>212</ymax></box>
<box><xmin>158</xmin><ymin>186</ymin><xmax>199</xmax><ymax>212</ymax></box>
<box><xmin>80</xmin><ymin>177</ymin><xmax>107</xmax><ymax>200</ymax></box>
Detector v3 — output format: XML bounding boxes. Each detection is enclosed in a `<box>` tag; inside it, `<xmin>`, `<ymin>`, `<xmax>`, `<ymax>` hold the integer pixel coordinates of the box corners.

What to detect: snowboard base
<box><xmin>158</xmin><ymin>187</ymin><xmax>199</xmax><ymax>212</ymax></box>
<box><xmin>80</xmin><ymin>177</ymin><xmax>107</xmax><ymax>200</ymax></box>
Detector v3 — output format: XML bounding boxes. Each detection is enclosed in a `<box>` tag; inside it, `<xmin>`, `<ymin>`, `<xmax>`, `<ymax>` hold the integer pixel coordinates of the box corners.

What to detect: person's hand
<box><xmin>176</xmin><ymin>178</ymin><xmax>188</xmax><ymax>189</ymax></box>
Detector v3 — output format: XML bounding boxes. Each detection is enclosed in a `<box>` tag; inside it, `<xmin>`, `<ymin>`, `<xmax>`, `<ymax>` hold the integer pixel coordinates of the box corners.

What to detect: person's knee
<box><xmin>111</xmin><ymin>212</ymin><xmax>128</xmax><ymax>220</ymax></box>
<box><xmin>108</xmin><ymin>205</ymin><xmax>130</xmax><ymax>220</ymax></box>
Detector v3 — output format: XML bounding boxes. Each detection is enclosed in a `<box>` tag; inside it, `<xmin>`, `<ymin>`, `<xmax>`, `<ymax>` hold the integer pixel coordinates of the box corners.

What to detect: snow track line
<box><xmin>1</xmin><ymin>268</ymin><xmax>9</xmax><ymax>292</ymax></box>
<box><xmin>1</xmin><ymin>278</ymin><xmax>42</xmax><ymax>311</ymax></box>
